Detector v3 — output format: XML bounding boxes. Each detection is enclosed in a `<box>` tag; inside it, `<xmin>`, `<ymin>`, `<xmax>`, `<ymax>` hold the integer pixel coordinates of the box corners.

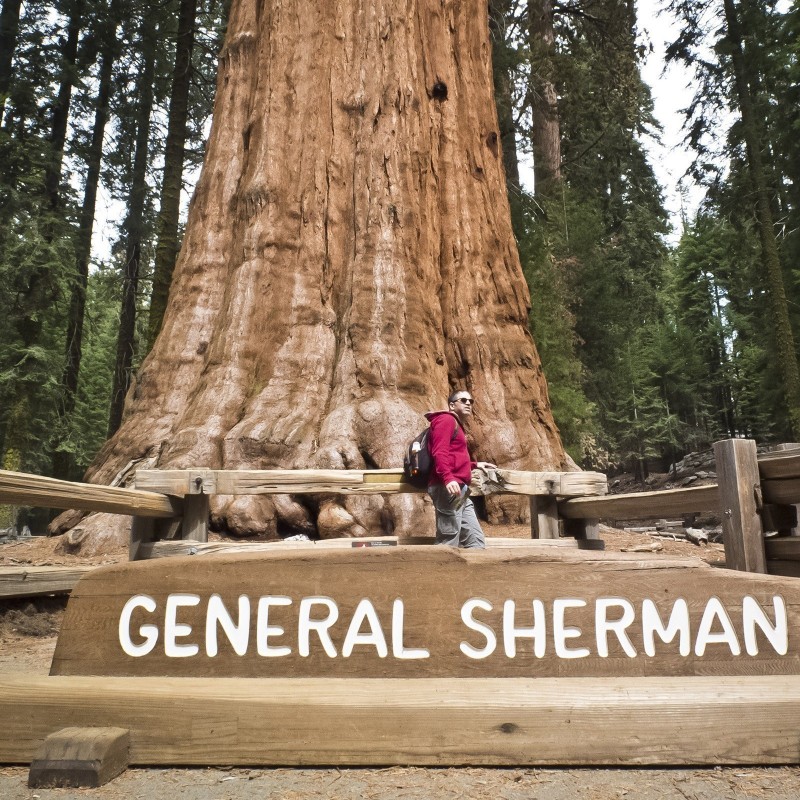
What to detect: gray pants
<box><xmin>427</xmin><ymin>484</ymin><xmax>485</xmax><ymax>549</ymax></box>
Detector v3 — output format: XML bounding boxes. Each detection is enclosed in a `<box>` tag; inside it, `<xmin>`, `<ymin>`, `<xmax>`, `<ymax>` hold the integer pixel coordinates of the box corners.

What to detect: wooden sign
<box><xmin>52</xmin><ymin>547</ymin><xmax>800</xmax><ymax>679</ymax></box>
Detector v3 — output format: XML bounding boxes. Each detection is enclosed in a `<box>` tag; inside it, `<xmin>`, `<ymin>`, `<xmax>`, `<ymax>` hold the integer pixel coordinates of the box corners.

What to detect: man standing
<box><xmin>425</xmin><ymin>390</ymin><xmax>495</xmax><ymax>549</ymax></box>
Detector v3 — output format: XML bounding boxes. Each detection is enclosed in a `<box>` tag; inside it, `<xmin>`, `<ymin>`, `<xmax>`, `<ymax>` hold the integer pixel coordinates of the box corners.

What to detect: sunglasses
<box><xmin>454</xmin><ymin>397</ymin><xmax>474</xmax><ymax>405</ymax></box>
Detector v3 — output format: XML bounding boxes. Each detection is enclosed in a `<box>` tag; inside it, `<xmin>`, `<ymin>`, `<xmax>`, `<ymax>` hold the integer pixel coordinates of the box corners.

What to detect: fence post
<box><xmin>530</xmin><ymin>496</ymin><xmax>560</xmax><ymax>539</ymax></box>
<box><xmin>182</xmin><ymin>494</ymin><xmax>210</xmax><ymax>542</ymax></box>
<box><xmin>713</xmin><ymin>438</ymin><xmax>766</xmax><ymax>573</ymax></box>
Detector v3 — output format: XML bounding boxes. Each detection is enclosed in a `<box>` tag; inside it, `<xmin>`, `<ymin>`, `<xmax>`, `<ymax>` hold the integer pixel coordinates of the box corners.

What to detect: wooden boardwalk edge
<box><xmin>1</xmin><ymin>675</ymin><xmax>800</xmax><ymax>766</ymax></box>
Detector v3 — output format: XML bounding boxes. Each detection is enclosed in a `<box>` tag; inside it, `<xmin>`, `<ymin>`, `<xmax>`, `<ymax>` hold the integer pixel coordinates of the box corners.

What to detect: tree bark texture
<box><xmin>84</xmin><ymin>0</ymin><xmax>565</xmax><ymax>539</ymax></box>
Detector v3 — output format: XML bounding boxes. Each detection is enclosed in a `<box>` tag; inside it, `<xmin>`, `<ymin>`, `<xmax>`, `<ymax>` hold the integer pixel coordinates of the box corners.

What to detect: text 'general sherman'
<box><xmin>117</xmin><ymin>594</ymin><xmax>789</xmax><ymax>660</ymax></box>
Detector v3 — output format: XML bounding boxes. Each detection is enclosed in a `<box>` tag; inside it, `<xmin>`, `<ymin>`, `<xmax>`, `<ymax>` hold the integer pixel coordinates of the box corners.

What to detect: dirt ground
<box><xmin>4</xmin><ymin>522</ymin><xmax>800</xmax><ymax>799</ymax></box>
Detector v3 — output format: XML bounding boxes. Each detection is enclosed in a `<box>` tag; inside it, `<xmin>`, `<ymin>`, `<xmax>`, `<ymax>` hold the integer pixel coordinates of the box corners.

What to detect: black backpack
<box><xmin>403</xmin><ymin>418</ymin><xmax>459</xmax><ymax>487</ymax></box>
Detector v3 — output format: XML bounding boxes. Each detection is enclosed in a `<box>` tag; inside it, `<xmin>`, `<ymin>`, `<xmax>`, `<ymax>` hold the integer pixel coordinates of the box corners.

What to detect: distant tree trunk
<box><xmin>528</xmin><ymin>0</ymin><xmax>561</xmax><ymax>195</ymax></box>
<box><xmin>147</xmin><ymin>0</ymin><xmax>198</xmax><ymax>348</ymax></box>
<box><xmin>53</xmin><ymin>1</ymin><xmax>121</xmax><ymax>479</ymax></box>
<box><xmin>723</xmin><ymin>0</ymin><xmax>800</xmax><ymax>438</ymax></box>
<box><xmin>107</xmin><ymin>10</ymin><xmax>156</xmax><ymax>436</ymax></box>
<box><xmin>45</xmin><ymin>0</ymin><xmax>85</xmax><ymax>211</ymax></box>
<box><xmin>0</xmin><ymin>0</ymin><xmax>22</xmax><ymax>119</ymax></box>
<box><xmin>488</xmin><ymin>0</ymin><xmax>521</xmax><ymax>224</ymax></box>
<box><xmin>73</xmin><ymin>0</ymin><xmax>565</xmax><ymax>541</ymax></box>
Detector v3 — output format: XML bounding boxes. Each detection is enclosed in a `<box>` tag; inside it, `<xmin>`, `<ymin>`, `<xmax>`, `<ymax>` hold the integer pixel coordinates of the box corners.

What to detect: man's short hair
<box><xmin>448</xmin><ymin>390</ymin><xmax>468</xmax><ymax>404</ymax></box>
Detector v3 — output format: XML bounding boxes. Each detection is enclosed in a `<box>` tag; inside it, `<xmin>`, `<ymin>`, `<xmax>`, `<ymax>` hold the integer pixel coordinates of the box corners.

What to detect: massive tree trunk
<box><xmin>71</xmin><ymin>0</ymin><xmax>565</xmax><ymax>541</ymax></box>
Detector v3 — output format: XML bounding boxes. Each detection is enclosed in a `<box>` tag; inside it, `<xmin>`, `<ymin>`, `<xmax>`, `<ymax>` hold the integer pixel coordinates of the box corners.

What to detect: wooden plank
<box><xmin>136</xmin><ymin>536</ymin><xmax>602</xmax><ymax>559</ymax></box>
<box><xmin>765</xmin><ymin>537</ymin><xmax>800</xmax><ymax>561</ymax></box>
<box><xmin>758</xmin><ymin>448</ymin><xmax>800</xmax><ymax>480</ymax></box>
<box><xmin>134</xmin><ymin>469</ymin><xmax>608</xmax><ymax>498</ymax></box>
<box><xmin>3</xmin><ymin>674</ymin><xmax>800</xmax><ymax>765</ymax></box>
<box><xmin>0</xmin><ymin>469</ymin><xmax>181</xmax><ymax>518</ymax></box>
<box><xmin>28</xmin><ymin>727</ymin><xmax>129</xmax><ymax>788</ymax></box>
<box><xmin>50</xmin><ymin>547</ymin><xmax>800</xmax><ymax>680</ymax></box>
<box><xmin>530</xmin><ymin>496</ymin><xmax>559</xmax><ymax>539</ymax></box>
<box><xmin>0</xmin><ymin>566</ymin><xmax>93</xmax><ymax>599</ymax></box>
<box><xmin>762</xmin><ymin>477</ymin><xmax>800</xmax><ymax>505</ymax></box>
<box><xmin>767</xmin><ymin>560</ymin><xmax>800</xmax><ymax>579</ymax></box>
<box><xmin>714</xmin><ymin>439</ymin><xmax>766</xmax><ymax>573</ymax></box>
<box><xmin>559</xmin><ymin>484</ymin><xmax>720</xmax><ymax>520</ymax></box>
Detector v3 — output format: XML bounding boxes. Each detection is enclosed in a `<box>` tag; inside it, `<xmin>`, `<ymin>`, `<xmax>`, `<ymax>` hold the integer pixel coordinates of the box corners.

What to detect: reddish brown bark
<box><xmin>73</xmin><ymin>0</ymin><xmax>565</xmax><ymax>540</ymax></box>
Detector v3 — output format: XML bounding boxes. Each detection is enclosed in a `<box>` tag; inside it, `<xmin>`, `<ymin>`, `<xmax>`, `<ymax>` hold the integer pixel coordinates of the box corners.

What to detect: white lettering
<box><xmin>595</xmin><ymin>598</ymin><xmax>637</xmax><ymax>658</ymax></box>
<box><xmin>743</xmin><ymin>595</ymin><xmax>788</xmax><ymax>656</ymax></box>
<box><xmin>503</xmin><ymin>599</ymin><xmax>546</xmax><ymax>657</ymax></box>
<box><xmin>553</xmin><ymin>599</ymin><xmax>589</xmax><ymax>658</ymax></box>
<box><xmin>695</xmin><ymin>597</ymin><xmax>741</xmax><ymax>656</ymax></box>
<box><xmin>298</xmin><ymin>597</ymin><xmax>338</xmax><ymax>657</ymax></box>
<box><xmin>119</xmin><ymin>594</ymin><xmax>158</xmax><ymax>657</ymax></box>
<box><xmin>342</xmin><ymin>599</ymin><xmax>388</xmax><ymax>658</ymax></box>
<box><xmin>165</xmin><ymin>594</ymin><xmax>201</xmax><ymax>657</ymax></box>
<box><xmin>206</xmin><ymin>594</ymin><xmax>250</xmax><ymax>657</ymax></box>
<box><xmin>460</xmin><ymin>599</ymin><xmax>497</xmax><ymax>659</ymax></box>
<box><xmin>642</xmin><ymin>598</ymin><xmax>690</xmax><ymax>656</ymax></box>
<box><xmin>256</xmin><ymin>596</ymin><xmax>292</xmax><ymax>657</ymax></box>
<box><xmin>392</xmin><ymin>599</ymin><xmax>429</xmax><ymax>659</ymax></box>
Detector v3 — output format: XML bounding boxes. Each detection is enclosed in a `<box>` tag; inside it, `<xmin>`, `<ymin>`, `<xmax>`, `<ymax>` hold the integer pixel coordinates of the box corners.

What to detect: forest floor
<box><xmin>4</xmin><ymin>476</ymin><xmax>800</xmax><ymax>798</ymax></box>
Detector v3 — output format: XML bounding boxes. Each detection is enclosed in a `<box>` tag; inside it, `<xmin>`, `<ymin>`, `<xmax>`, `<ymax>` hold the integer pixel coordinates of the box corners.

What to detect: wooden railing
<box><xmin>0</xmin><ymin>469</ymin><xmax>182</xmax><ymax>518</ymax></box>
<box><xmin>4</xmin><ymin>439</ymin><xmax>800</xmax><ymax>576</ymax></box>
<box><xmin>131</xmin><ymin>467</ymin><xmax>609</xmax><ymax>559</ymax></box>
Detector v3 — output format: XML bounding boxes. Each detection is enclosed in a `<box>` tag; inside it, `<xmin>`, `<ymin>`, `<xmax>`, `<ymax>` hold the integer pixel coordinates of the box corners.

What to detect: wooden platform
<box><xmin>2</xmin><ymin>674</ymin><xmax>800</xmax><ymax>765</ymax></box>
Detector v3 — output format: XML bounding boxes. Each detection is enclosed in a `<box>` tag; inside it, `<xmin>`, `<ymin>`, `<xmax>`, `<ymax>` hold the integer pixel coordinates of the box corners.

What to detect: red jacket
<box><xmin>424</xmin><ymin>411</ymin><xmax>476</xmax><ymax>487</ymax></box>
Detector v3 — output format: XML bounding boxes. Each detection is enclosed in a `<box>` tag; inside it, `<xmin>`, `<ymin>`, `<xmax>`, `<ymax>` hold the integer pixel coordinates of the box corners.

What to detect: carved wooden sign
<box><xmin>51</xmin><ymin>548</ymin><xmax>800</xmax><ymax>678</ymax></box>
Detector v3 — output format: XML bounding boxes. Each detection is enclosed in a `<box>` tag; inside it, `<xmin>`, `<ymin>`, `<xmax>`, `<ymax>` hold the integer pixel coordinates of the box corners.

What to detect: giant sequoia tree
<box><xmin>70</xmin><ymin>0</ymin><xmax>565</xmax><ymax>540</ymax></box>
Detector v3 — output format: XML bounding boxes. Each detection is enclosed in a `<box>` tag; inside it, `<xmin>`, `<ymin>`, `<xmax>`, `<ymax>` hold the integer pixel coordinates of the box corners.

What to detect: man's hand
<box><xmin>476</xmin><ymin>461</ymin><xmax>497</xmax><ymax>470</ymax></box>
<box><xmin>445</xmin><ymin>480</ymin><xmax>461</xmax><ymax>496</ymax></box>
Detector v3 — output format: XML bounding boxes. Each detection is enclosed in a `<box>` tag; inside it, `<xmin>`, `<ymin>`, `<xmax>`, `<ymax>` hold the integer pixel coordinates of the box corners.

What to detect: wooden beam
<box><xmin>762</xmin><ymin>477</ymin><xmax>800</xmax><ymax>505</ymax></box>
<box><xmin>558</xmin><ymin>484</ymin><xmax>720</xmax><ymax>520</ymax></box>
<box><xmin>758</xmin><ymin>448</ymin><xmax>800</xmax><ymax>480</ymax></box>
<box><xmin>134</xmin><ymin>468</ymin><xmax>608</xmax><ymax>498</ymax></box>
<box><xmin>28</xmin><ymin>727</ymin><xmax>129</xmax><ymax>788</ymax></box>
<box><xmin>0</xmin><ymin>566</ymin><xmax>93</xmax><ymax>599</ymax></box>
<box><xmin>136</xmin><ymin>536</ymin><xmax>597</xmax><ymax>559</ymax></box>
<box><xmin>714</xmin><ymin>439</ymin><xmax>766</xmax><ymax>573</ymax></box>
<box><xmin>3</xmin><ymin>675</ymin><xmax>800</xmax><ymax>766</ymax></box>
<box><xmin>765</xmin><ymin>536</ymin><xmax>800</xmax><ymax>561</ymax></box>
<box><xmin>0</xmin><ymin>470</ymin><xmax>181</xmax><ymax>518</ymax></box>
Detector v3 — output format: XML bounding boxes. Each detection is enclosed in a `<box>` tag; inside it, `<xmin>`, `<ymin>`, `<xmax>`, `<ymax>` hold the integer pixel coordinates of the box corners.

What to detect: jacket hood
<box><xmin>424</xmin><ymin>410</ymin><xmax>459</xmax><ymax>422</ymax></box>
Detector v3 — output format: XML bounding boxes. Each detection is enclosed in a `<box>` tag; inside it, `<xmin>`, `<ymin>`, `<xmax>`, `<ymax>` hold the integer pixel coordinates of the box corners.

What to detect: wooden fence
<box><xmin>3</xmin><ymin>438</ymin><xmax>800</xmax><ymax>576</ymax></box>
